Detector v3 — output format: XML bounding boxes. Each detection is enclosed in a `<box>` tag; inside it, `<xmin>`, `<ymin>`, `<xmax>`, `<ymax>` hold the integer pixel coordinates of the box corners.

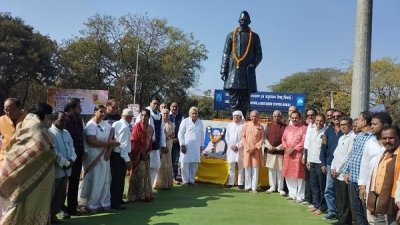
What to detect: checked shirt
<box><xmin>342</xmin><ymin>131</ymin><xmax>374</xmax><ymax>183</ymax></box>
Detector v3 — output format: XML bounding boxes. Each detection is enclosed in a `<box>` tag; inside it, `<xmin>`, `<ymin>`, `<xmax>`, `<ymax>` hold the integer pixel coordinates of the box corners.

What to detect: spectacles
<box><xmin>340</xmin><ymin>123</ymin><xmax>349</xmax><ymax>126</ymax></box>
<box><xmin>332</xmin><ymin>115</ymin><xmax>342</xmax><ymax>118</ymax></box>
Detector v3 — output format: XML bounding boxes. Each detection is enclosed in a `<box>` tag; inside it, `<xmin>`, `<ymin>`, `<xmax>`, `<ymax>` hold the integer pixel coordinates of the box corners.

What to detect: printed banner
<box><xmin>214</xmin><ymin>89</ymin><xmax>306</xmax><ymax>113</ymax></box>
<box><xmin>127</xmin><ymin>104</ymin><xmax>141</xmax><ymax>118</ymax></box>
<box><xmin>47</xmin><ymin>88</ymin><xmax>108</xmax><ymax>115</ymax></box>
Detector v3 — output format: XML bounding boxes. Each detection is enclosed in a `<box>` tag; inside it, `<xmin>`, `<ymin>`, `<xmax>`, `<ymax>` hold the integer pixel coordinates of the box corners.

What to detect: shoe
<box><xmin>286</xmin><ymin>196</ymin><xmax>294</xmax><ymax>200</ymax></box>
<box><xmin>265</xmin><ymin>189</ymin><xmax>274</xmax><ymax>194</ymax></box>
<box><xmin>307</xmin><ymin>207</ymin><xmax>317</xmax><ymax>212</ymax></box>
<box><xmin>279</xmin><ymin>191</ymin><xmax>287</xmax><ymax>196</ymax></box>
<box><xmin>77</xmin><ymin>206</ymin><xmax>89</xmax><ymax>213</ymax></box>
<box><xmin>300</xmin><ymin>201</ymin><xmax>310</xmax><ymax>205</ymax></box>
<box><xmin>51</xmin><ymin>216</ymin><xmax>62</xmax><ymax>224</ymax></box>
<box><xmin>225</xmin><ymin>185</ymin><xmax>232</xmax><ymax>189</ymax></box>
<box><xmin>252</xmin><ymin>190</ymin><xmax>258</xmax><ymax>194</ymax></box>
<box><xmin>308</xmin><ymin>205</ymin><xmax>316</xmax><ymax>209</ymax></box>
<box><xmin>69</xmin><ymin>210</ymin><xmax>82</xmax><ymax>216</ymax></box>
<box><xmin>120</xmin><ymin>200</ymin><xmax>129</xmax><ymax>205</ymax></box>
<box><xmin>313</xmin><ymin>209</ymin><xmax>323</xmax><ymax>215</ymax></box>
<box><xmin>295</xmin><ymin>199</ymin><xmax>304</xmax><ymax>203</ymax></box>
<box><xmin>238</xmin><ymin>185</ymin><xmax>244</xmax><ymax>190</ymax></box>
<box><xmin>324</xmin><ymin>214</ymin><xmax>337</xmax><ymax>220</ymax></box>
<box><xmin>173</xmin><ymin>179</ymin><xmax>181</xmax><ymax>185</ymax></box>
<box><xmin>111</xmin><ymin>205</ymin><xmax>126</xmax><ymax>210</ymax></box>
<box><xmin>60</xmin><ymin>211</ymin><xmax>70</xmax><ymax>219</ymax></box>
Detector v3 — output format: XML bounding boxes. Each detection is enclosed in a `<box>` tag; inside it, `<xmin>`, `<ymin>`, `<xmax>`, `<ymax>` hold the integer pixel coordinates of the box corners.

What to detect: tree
<box><xmin>57</xmin><ymin>13</ymin><xmax>208</xmax><ymax>108</ymax></box>
<box><xmin>0</xmin><ymin>13</ymin><xmax>57</xmax><ymax>108</ymax></box>
<box><xmin>342</xmin><ymin>57</ymin><xmax>400</xmax><ymax>123</ymax></box>
<box><xmin>269</xmin><ymin>68</ymin><xmax>348</xmax><ymax>113</ymax></box>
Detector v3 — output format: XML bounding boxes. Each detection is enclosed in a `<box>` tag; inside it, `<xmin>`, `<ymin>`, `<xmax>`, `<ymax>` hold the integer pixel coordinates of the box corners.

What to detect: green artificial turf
<box><xmin>62</xmin><ymin>182</ymin><xmax>336</xmax><ymax>225</ymax></box>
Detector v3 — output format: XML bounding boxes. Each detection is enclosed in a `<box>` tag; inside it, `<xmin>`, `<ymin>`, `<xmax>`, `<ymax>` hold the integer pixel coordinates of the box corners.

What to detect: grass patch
<box><xmin>63</xmin><ymin>182</ymin><xmax>335</xmax><ymax>225</ymax></box>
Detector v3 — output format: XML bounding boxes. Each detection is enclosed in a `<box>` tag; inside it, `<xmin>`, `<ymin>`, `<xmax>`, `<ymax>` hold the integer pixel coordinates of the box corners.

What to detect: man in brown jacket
<box><xmin>368</xmin><ymin>126</ymin><xmax>400</xmax><ymax>225</ymax></box>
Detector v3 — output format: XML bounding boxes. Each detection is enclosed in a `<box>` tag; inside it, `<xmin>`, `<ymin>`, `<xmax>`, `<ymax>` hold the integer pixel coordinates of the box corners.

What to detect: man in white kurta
<box><xmin>225</xmin><ymin>111</ymin><xmax>244</xmax><ymax>188</ymax></box>
<box><xmin>178</xmin><ymin>107</ymin><xmax>204</xmax><ymax>185</ymax></box>
<box><xmin>135</xmin><ymin>97</ymin><xmax>166</xmax><ymax>187</ymax></box>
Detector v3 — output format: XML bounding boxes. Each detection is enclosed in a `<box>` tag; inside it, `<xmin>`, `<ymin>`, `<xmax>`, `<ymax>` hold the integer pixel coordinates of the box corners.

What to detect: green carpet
<box><xmin>63</xmin><ymin>183</ymin><xmax>335</xmax><ymax>225</ymax></box>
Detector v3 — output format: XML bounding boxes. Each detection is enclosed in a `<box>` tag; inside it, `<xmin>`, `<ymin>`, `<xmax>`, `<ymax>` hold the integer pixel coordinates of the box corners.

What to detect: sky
<box><xmin>2</xmin><ymin>0</ymin><xmax>400</xmax><ymax>95</ymax></box>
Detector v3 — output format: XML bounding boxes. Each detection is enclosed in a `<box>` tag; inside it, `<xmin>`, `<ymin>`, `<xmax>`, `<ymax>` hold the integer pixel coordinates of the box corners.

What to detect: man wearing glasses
<box><xmin>319</xmin><ymin>110</ymin><xmax>343</xmax><ymax>220</ymax></box>
<box><xmin>330</xmin><ymin>117</ymin><xmax>356</xmax><ymax>225</ymax></box>
<box><xmin>0</xmin><ymin>98</ymin><xmax>27</xmax><ymax>165</ymax></box>
<box><xmin>104</xmin><ymin>99</ymin><xmax>121</xmax><ymax>126</ymax></box>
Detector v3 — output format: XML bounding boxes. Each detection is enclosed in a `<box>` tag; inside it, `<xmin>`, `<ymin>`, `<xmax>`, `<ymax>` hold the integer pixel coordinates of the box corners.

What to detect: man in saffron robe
<box><xmin>281</xmin><ymin>111</ymin><xmax>307</xmax><ymax>202</ymax></box>
<box><xmin>241</xmin><ymin>110</ymin><xmax>264</xmax><ymax>193</ymax></box>
<box><xmin>264</xmin><ymin>110</ymin><xmax>287</xmax><ymax>195</ymax></box>
<box><xmin>0</xmin><ymin>98</ymin><xmax>27</xmax><ymax>165</ymax></box>
<box><xmin>220</xmin><ymin>11</ymin><xmax>262</xmax><ymax>118</ymax></box>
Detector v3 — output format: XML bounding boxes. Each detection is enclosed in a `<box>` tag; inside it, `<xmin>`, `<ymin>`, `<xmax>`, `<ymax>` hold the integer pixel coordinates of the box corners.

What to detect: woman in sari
<box><xmin>0</xmin><ymin>103</ymin><xmax>55</xmax><ymax>225</ymax></box>
<box><xmin>155</xmin><ymin>108</ymin><xmax>175</xmax><ymax>189</ymax></box>
<box><xmin>128</xmin><ymin>109</ymin><xmax>154</xmax><ymax>202</ymax></box>
<box><xmin>78</xmin><ymin>105</ymin><xmax>120</xmax><ymax>212</ymax></box>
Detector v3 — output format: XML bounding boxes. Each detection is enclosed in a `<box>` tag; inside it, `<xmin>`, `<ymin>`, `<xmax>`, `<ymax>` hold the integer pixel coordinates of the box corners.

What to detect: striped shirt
<box><xmin>342</xmin><ymin>131</ymin><xmax>374</xmax><ymax>183</ymax></box>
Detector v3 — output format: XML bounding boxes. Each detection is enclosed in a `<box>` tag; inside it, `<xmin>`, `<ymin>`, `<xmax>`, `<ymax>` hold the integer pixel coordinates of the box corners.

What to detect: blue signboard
<box><xmin>214</xmin><ymin>89</ymin><xmax>306</xmax><ymax>113</ymax></box>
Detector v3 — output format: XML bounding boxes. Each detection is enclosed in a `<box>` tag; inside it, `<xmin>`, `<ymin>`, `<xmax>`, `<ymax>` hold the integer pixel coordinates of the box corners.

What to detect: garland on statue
<box><xmin>232</xmin><ymin>27</ymin><xmax>253</xmax><ymax>69</ymax></box>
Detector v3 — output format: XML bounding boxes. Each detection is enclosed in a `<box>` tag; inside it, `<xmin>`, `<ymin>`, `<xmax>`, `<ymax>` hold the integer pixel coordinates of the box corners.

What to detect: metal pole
<box><xmin>133</xmin><ymin>43</ymin><xmax>139</xmax><ymax>104</ymax></box>
<box><xmin>350</xmin><ymin>0</ymin><xmax>373</xmax><ymax>118</ymax></box>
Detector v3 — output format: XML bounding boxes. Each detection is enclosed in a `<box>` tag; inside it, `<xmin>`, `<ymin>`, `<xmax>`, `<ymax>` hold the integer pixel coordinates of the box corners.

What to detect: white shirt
<box><xmin>331</xmin><ymin>131</ymin><xmax>356</xmax><ymax>181</ymax></box>
<box><xmin>305</xmin><ymin>126</ymin><xmax>326</xmax><ymax>163</ymax></box>
<box><xmin>358</xmin><ymin>136</ymin><xmax>385</xmax><ymax>188</ymax></box>
<box><xmin>48</xmin><ymin>124</ymin><xmax>77</xmax><ymax>178</ymax></box>
<box><xmin>112</xmin><ymin>119</ymin><xmax>131</xmax><ymax>162</ymax></box>
<box><xmin>225</xmin><ymin>122</ymin><xmax>244</xmax><ymax>163</ymax></box>
<box><xmin>178</xmin><ymin>117</ymin><xmax>204</xmax><ymax>163</ymax></box>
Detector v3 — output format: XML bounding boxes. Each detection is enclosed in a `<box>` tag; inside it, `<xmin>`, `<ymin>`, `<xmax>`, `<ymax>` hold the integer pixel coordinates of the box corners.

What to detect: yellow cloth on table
<box><xmin>196</xmin><ymin>157</ymin><xmax>229</xmax><ymax>185</ymax></box>
<box><xmin>196</xmin><ymin>157</ymin><xmax>269</xmax><ymax>186</ymax></box>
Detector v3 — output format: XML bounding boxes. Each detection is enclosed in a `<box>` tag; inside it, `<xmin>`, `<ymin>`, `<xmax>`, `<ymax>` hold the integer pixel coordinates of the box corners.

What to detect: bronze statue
<box><xmin>220</xmin><ymin>11</ymin><xmax>262</xmax><ymax>118</ymax></box>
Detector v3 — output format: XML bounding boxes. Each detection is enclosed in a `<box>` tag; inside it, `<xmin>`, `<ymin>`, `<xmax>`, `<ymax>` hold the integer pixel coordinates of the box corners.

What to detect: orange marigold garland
<box><xmin>207</xmin><ymin>126</ymin><xmax>226</xmax><ymax>147</ymax></box>
<box><xmin>232</xmin><ymin>27</ymin><xmax>253</xmax><ymax>69</ymax></box>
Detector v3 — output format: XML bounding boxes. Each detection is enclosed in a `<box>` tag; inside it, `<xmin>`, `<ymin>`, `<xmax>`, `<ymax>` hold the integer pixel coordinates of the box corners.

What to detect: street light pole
<box><xmin>133</xmin><ymin>43</ymin><xmax>139</xmax><ymax>104</ymax></box>
<box><xmin>351</xmin><ymin>0</ymin><xmax>373</xmax><ymax>118</ymax></box>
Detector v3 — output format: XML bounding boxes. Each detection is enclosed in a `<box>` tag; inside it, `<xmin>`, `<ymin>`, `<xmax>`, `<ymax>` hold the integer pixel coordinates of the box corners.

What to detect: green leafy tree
<box><xmin>342</xmin><ymin>57</ymin><xmax>400</xmax><ymax>123</ymax></box>
<box><xmin>269</xmin><ymin>68</ymin><xmax>347</xmax><ymax>113</ymax></box>
<box><xmin>0</xmin><ymin>13</ymin><xmax>57</xmax><ymax>108</ymax></box>
<box><xmin>57</xmin><ymin>13</ymin><xmax>207</xmax><ymax>108</ymax></box>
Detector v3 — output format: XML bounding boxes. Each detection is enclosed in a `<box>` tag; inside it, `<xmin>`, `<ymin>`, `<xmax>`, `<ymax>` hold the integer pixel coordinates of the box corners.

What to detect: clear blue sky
<box><xmin>2</xmin><ymin>0</ymin><xmax>400</xmax><ymax>94</ymax></box>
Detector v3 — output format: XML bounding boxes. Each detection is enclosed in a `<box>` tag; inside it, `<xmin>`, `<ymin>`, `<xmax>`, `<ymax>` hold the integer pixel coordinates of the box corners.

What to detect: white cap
<box><xmin>212</xmin><ymin>130</ymin><xmax>221</xmax><ymax>136</ymax></box>
<box><xmin>122</xmin><ymin>108</ymin><xmax>134</xmax><ymax>116</ymax></box>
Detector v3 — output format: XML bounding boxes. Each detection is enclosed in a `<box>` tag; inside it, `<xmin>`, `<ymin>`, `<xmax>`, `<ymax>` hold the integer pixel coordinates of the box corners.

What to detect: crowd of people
<box><xmin>1</xmin><ymin>96</ymin><xmax>400</xmax><ymax>225</ymax></box>
<box><xmin>260</xmin><ymin>106</ymin><xmax>400</xmax><ymax>225</ymax></box>
<box><xmin>0</xmin><ymin>97</ymin><xmax>192</xmax><ymax>225</ymax></box>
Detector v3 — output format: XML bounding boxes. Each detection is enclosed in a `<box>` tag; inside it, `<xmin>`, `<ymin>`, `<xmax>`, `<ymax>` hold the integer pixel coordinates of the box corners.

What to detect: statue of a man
<box><xmin>220</xmin><ymin>11</ymin><xmax>262</xmax><ymax>118</ymax></box>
